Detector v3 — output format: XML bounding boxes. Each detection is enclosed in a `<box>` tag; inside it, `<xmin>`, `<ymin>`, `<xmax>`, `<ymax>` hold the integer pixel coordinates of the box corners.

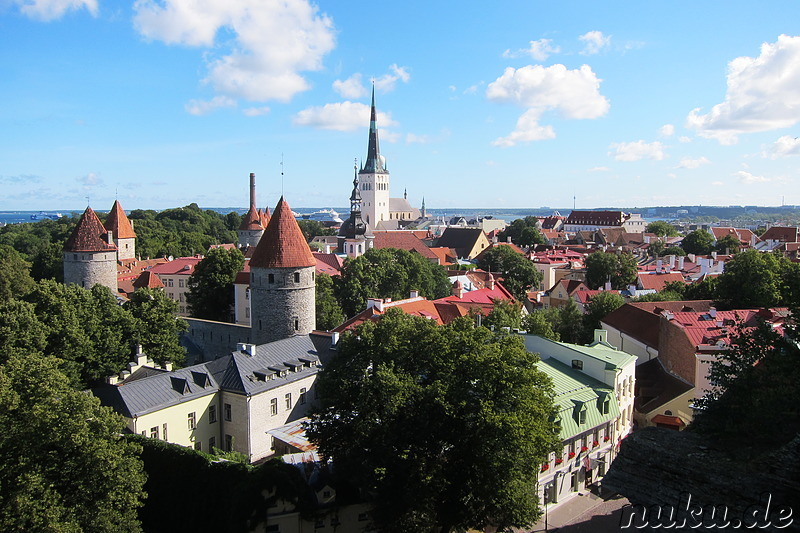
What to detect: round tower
<box><xmin>249</xmin><ymin>196</ymin><xmax>316</xmax><ymax>344</ymax></box>
<box><xmin>63</xmin><ymin>206</ymin><xmax>118</xmax><ymax>292</ymax></box>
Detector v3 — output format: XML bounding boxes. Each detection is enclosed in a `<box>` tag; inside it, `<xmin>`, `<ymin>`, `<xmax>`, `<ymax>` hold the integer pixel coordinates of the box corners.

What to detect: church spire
<box><xmin>350</xmin><ymin>161</ymin><xmax>362</xmax><ymax>213</ymax></box>
<box><xmin>362</xmin><ymin>84</ymin><xmax>384</xmax><ymax>173</ymax></box>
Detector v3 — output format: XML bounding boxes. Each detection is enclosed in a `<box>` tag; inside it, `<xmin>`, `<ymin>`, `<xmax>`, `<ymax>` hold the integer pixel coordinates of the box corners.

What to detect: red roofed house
<box><xmin>103</xmin><ymin>200</ymin><xmax>137</xmax><ymax>260</ymax></box>
<box><xmin>249</xmin><ymin>196</ymin><xmax>317</xmax><ymax>344</ymax></box>
<box><xmin>150</xmin><ymin>256</ymin><xmax>203</xmax><ymax>315</ymax></box>
<box><xmin>63</xmin><ymin>206</ymin><xmax>118</xmax><ymax>293</ymax></box>
<box><xmin>563</xmin><ymin>210</ymin><xmax>646</xmax><ymax>233</ymax></box>
<box><xmin>373</xmin><ymin>231</ymin><xmax>440</xmax><ymax>263</ymax></box>
<box><xmin>757</xmin><ymin>225</ymin><xmax>800</xmax><ymax>251</ymax></box>
<box><xmin>542</xmin><ymin>279</ymin><xmax>589</xmax><ymax>309</ymax></box>
<box><xmin>710</xmin><ymin>226</ymin><xmax>759</xmax><ymax>249</ymax></box>
<box><xmin>636</xmin><ymin>272</ymin><xmax>686</xmax><ymax>293</ymax></box>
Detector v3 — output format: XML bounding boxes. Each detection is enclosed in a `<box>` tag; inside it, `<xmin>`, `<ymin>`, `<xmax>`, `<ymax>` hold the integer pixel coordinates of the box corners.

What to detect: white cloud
<box><xmin>373</xmin><ymin>64</ymin><xmax>410</xmax><ymax>93</ymax></box>
<box><xmin>588</xmin><ymin>166</ymin><xmax>611</xmax><ymax>172</ymax></box>
<box><xmin>133</xmin><ymin>0</ymin><xmax>335</xmax><ymax>103</ymax></box>
<box><xmin>686</xmin><ymin>34</ymin><xmax>800</xmax><ymax>144</ymax></box>
<box><xmin>712</xmin><ymin>181</ymin><xmax>724</xmax><ymax>186</ymax></box>
<box><xmin>678</xmin><ymin>136</ymin><xmax>692</xmax><ymax>143</ymax></box>
<box><xmin>406</xmin><ymin>133</ymin><xmax>430</xmax><ymax>144</ymax></box>
<box><xmin>736</xmin><ymin>170</ymin><xmax>770</xmax><ymax>184</ymax></box>
<box><xmin>77</xmin><ymin>172</ymin><xmax>103</xmax><ymax>190</ymax></box>
<box><xmin>184</xmin><ymin>96</ymin><xmax>236</xmax><ymax>115</ymax></box>
<box><xmin>242</xmin><ymin>106</ymin><xmax>270</xmax><ymax>117</ymax></box>
<box><xmin>503</xmin><ymin>38</ymin><xmax>561</xmax><ymax>61</ymax></box>
<box><xmin>608</xmin><ymin>140</ymin><xmax>666</xmax><ymax>161</ymax></box>
<box><xmin>579</xmin><ymin>31</ymin><xmax>611</xmax><ymax>55</ymax></box>
<box><xmin>676</xmin><ymin>156</ymin><xmax>710</xmax><ymax>169</ymax></box>
<box><xmin>13</xmin><ymin>0</ymin><xmax>97</xmax><ymax>21</ymax></box>
<box><xmin>333</xmin><ymin>73</ymin><xmax>367</xmax><ymax>99</ymax></box>
<box><xmin>766</xmin><ymin>135</ymin><xmax>800</xmax><ymax>158</ymax></box>
<box><xmin>487</xmin><ymin>64</ymin><xmax>609</xmax><ymax>146</ymax></box>
<box><xmin>293</xmin><ymin>102</ymin><xmax>397</xmax><ymax>131</ymax></box>
<box><xmin>659</xmin><ymin>124</ymin><xmax>675</xmax><ymax>137</ymax></box>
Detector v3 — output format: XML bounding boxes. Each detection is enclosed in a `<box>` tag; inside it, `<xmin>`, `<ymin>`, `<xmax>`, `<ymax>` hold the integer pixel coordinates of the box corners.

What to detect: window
<box><xmin>141</xmin><ymin>430</ymin><xmax>146</xmax><ymax>436</ymax></box>
<box><xmin>150</xmin><ymin>426</ymin><xmax>159</xmax><ymax>439</ymax></box>
<box><xmin>294</xmin><ymin>272</ymin><xmax>300</xmax><ymax>283</ymax></box>
<box><xmin>162</xmin><ymin>423</ymin><xmax>168</xmax><ymax>441</ymax></box>
<box><xmin>299</xmin><ymin>387</ymin><xmax>307</xmax><ymax>405</ymax></box>
<box><xmin>571</xmin><ymin>359</ymin><xmax>583</xmax><ymax>370</ymax></box>
<box><xmin>245</xmin><ymin>307</ymin><xmax>250</xmax><ymax>318</ymax></box>
<box><xmin>285</xmin><ymin>393</ymin><xmax>292</xmax><ymax>410</ymax></box>
<box><xmin>167</xmin><ymin>279</ymin><xmax>173</xmax><ymax>287</ymax></box>
<box><xmin>209</xmin><ymin>405</ymin><xmax>217</xmax><ymax>423</ymax></box>
<box><xmin>294</xmin><ymin>319</ymin><xmax>299</xmax><ymax>331</ymax></box>
<box><xmin>194</xmin><ymin>442</ymin><xmax>201</xmax><ymax>451</ymax></box>
<box><xmin>601</xmin><ymin>398</ymin><xmax>610</xmax><ymax>415</ymax></box>
<box><xmin>224</xmin><ymin>403</ymin><xmax>232</xmax><ymax>421</ymax></box>
<box><xmin>178</xmin><ymin>279</ymin><xmax>184</xmax><ymax>288</ymax></box>
<box><xmin>188</xmin><ymin>412</ymin><xmax>196</xmax><ymax>430</ymax></box>
<box><xmin>225</xmin><ymin>434</ymin><xmax>233</xmax><ymax>452</ymax></box>
<box><xmin>268</xmin><ymin>273</ymin><xmax>274</xmax><ymax>284</ymax></box>
<box><xmin>270</xmin><ymin>398</ymin><xmax>278</xmax><ymax>415</ymax></box>
<box><xmin>245</xmin><ymin>288</ymin><xmax>250</xmax><ymax>300</ymax></box>
<box><xmin>209</xmin><ymin>436</ymin><xmax>216</xmax><ymax>450</ymax></box>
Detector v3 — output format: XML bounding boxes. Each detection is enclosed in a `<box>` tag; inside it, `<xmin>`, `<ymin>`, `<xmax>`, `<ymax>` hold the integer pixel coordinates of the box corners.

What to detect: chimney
<box><xmin>593</xmin><ymin>329</ymin><xmax>608</xmax><ymax>344</ymax></box>
<box><xmin>164</xmin><ymin>362</ymin><xmax>173</xmax><ymax>371</ymax></box>
<box><xmin>644</xmin><ymin>235</ymin><xmax>650</xmax><ymax>244</ymax></box>
<box><xmin>107</xmin><ymin>229</ymin><xmax>114</xmax><ymax>245</ymax></box>
<box><xmin>604</xmin><ymin>281</ymin><xmax>612</xmax><ymax>291</ymax></box>
<box><xmin>249</xmin><ymin>172</ymin><xmax>256</xmax><ymax>208</ymax></box>
<box><xmin>486</xmin><ymin>274</ymin><xmax>495</xmax><ymax>290</ymax></box>
<box><xmin>410</xmin><ymin>290</ymin><xmax>419</xmax><ymax>298</ymax></box>
<box><xmin>452</xmin><ymin>280</ymin><xmax>464</xmax><ymax>298</ymax></box>
<box><xmin>236</xmin><ymin>343</ymin><xmax>257</xmax><ymax>357</ymax></box>
<box><xmin>700</xmin><ymin>259</ymin><xmax>709</xmax><ymax>276</ymax></box>
<box><xmin>507</xmin><ymin>236</ymin><xmax>512</xmax><ymax>244</ymax></box>
<box><xmin>668</xmin><ymin>255</ymin><xmax>676</xmax><ymax>269</ymax></box>
<box><xmin>656</xmin><ymin>259</ymin><xmax>663</xmax><ymax>273</ymax></box>
<box><xmin>367</xmin><ymin>298</ymin><xmax>384</xmax><ymax>312</ymax></box>
<box><xmin>330</xmin><ymin>331</ymin><xmax>339</xmax><ymax>346</ymax></box>
<box><xmin>711</xmin><ymin>251</ymin><xmax>717</xmax><ymax>260</ymax></box>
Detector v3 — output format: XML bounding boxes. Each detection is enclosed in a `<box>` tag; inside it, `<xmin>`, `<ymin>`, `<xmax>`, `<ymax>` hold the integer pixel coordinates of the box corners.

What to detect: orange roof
<box><xmin>638</xmin><ymin>272</ymin><xmax>686</xmax><ymax>292</ymax></box>
<box><xmin>250</xmin><ymin>197</ymin><xmax>315</xmax><ymax>269</ymax></box>
<box><xmin>429</xmin><ymin>246</ymin><xmax>457</xmax><ymax>265</ymax></box>
<box><xmin>132</xmin><ymin>270</ymin><xmax>165</xmax><ymax>290</ymax></box>
<box><xmin>64</xmin><ymin>207</ymin><xmax>117</xmax><ymax>253</ymax></box>
<box><xmin>104</xmin><ymin>200</ymin><xmax>136</xmax><ymax>239</ymax></box>
<box><xmin>259</xmin><ymin>207</ymin><xmax>271</xmax><ymax>227</ymax></box>
<box><xmin>373</xmin><ymin>232</ymin><xmax>439</xmax><ymax>261</ymax></box>
<box><xmin>239</xmin><ymin>204</ymin><xmax>264</xmax><ymax>231</ymax></box>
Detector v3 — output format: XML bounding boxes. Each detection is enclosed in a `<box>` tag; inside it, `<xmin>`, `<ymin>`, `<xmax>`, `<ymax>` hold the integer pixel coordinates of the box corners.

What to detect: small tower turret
<box><xmin>338</xmin><ymin>163</ymin><xmax>374</xmax><ymax>258</ymax></box>
<box><xmin>104</xmin><ymin>200</ymin><xmax>136</xmax><ymax>260</ymax></box>
<box><xmin>238</xmin><ymin>172</ymin><xmax>267</xmax><ymax>248</ymax></box>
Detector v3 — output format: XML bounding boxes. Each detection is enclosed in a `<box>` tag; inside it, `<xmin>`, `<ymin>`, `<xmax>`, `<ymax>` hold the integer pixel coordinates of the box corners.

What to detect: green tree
<box><xmin>315</xmin><ymin>273</ymin><xmax>345</xmax><ymax>329</ymax></box>
<box><xmin>557</xmin><ymin>298</ymin><xmax>585</xmax><ymax>344</ymax></box>
<box><xmin>0</xmin><ymin>245</ymin><xmax>35</xmax><ymax>301</ymax></box>
<box><xmin>648</xmin><ymin>239</ymin><xmax>666</xmax><ymax>257</ymax></box>
<box><xmin>498</xmin><ymin>216</ymin><xmax>545</xmax><ymax>247</ymax></box>
<box><xmin>475</xmin><ymin>245</ymin><xmax>542</xmax><ymax>301</ymax></box>
<box><xmin>583</xmin><ymin>291</ymin><xmax>625</xmax><ymax>341</ymax></box>
<box><xmin>714</xmin><ymin>234</ymin><xmax>741</xmax><ymax>254</ymax></box>
<box><xmin>663</xmin><ymin>246</ymin><xmax>686</xmax><ymax>257</ymax></box>
<box><xmin>684</xmin><ymin>277</ymin><xmax>718</xmax><ymax>301</ymax></box>
<box><xmin>0</xmin><ymin>299</ymin><xmax>48</xmax><ymax>361</ymax></box>
<box><xmin>521</xmin><ymin>310</ymin><xmax>560</xmax><ymax>341</ymax></box>
<box><xmin>681</xmin><ymin>229</ymin><xmax>715</xmax><ymax>255</ymax></box>
<box><xmin>307</xmin><ymin>311</ymin><xmax>559</xmax><ymax>532</ymax></box>
<box><xmin>584</xmin><ymin>251</ymin><xmax>638</xmax><ymax>290</ymax></box>
<box><xmin>713</xmin><ymin>250</ymin><xmax>787</xmax><ymax>309</ymax></box>
<box><xmin>483</xmin><ymin>299</ymin><xmax>523</xmax><ymax>330</ymax></box>
<box><xmin>645</xmin><ymin>220</ymin><xmax>679</xmax><ymax>237</ymax></box>
<box><xmin>335</xmin><ymin>248</ymin><xmax>451</xmax><ymax>317</ymax></box>
<box><xmin>297</xmin><ymin>220</ymin><xmax>336</xmax><ymax>243</ymax></box>
<box><xmin>124</xmin><ymin>288</ymin><xmax>188</xmax><ymax>367</ymax></box>
<box><xmin>0</xmin><ymin>353</ymin><xmax>146</xmax><ymax>531</ymax></box>
<box><xmin>30</xmin><ymin>241</ymin><xmax>64</xmax><ymax>281</ymax></box>
<box><xmin>187</xmin><ymin>247</ymin><xmax>245</xmax><ymax>322</ymax></box>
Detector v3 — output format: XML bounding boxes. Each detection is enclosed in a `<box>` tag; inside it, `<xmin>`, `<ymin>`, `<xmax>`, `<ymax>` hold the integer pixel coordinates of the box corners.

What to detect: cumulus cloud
<box><xmin>766</xmin><ymin>135</ymin><xmax>800</xmax><ymax>158</ymax></box>
<box><xmin>679</xmin><ymin>136</ymin><xmax>692</xmax><ymax>143</ymax></box>
<box><xmin>12</xmin><ymin>0</ymin><xmax>97</xmax><ymax>21</ymax></box>
<box><xmin>185</xmin><ymin>96</ymin><xmax>236</xmax><ymax>115</ymax></box>
<box><xmin>677</xmin><ymin>156</ymin><xmax>710</xmax><ymax>169</ymax></box>
<box><xmin>686</xmin><ymin>34</ymin><xmax>800</xmax><ymax>144</ymax></box>
<box><xmin>76</xmin><ymin>172</ymin><xmax>103</xmax><ymax>190</ymax></box>
<box><xmin>588</xmin><ymin>166</ymin><xmax>611</xmax><ymax>172</ymax></box>
<box><xmin>608</xmin><ymin>140</ymin><xmax>666</xmax><ymax>161</ymax></box>
<box><xmin>242</xmin><ymin>106</ymin><xmax>270</xmax><ymax>117</ymax></box>
<box><xmin>503</xmin><ymin>38</ymin><xmax>561</xmax><ymax>61</ymax></box>
<box><xmin>579</xmin><ymin>31</ymin><xmax>611</xmax><ymax>55</ymax></box>
<box><xmin>659</xmin><ymin>124</ymin><xmax>675</xmax><ymax>137</ymax></box>
<box><xmin>333</xmin><ymin>73</ymin><xmax>368</xmax><ymax>99</ymax></box>
<box><xmin>133</xmin><ymin>0</ymin><xmax>335</xmax><ymax>103</ymax></box>
<box><xmin>736</xmin><ymin>170</ymin><xmax>770</xmax><ymax>184</ymax></box>
<box><xmin>487</xmin><ymin>64</ymin><xmax>609</xmax><ymax>146</ymax></box>
<box><xmin>293</xmin><ymin>102</ymin><xmax>397</xmax><ymax>131</ymax></box>
<box><xmin>373</xmin><ymin>64</ymin><xmax>410</xmax><ymax>93</ymax></box>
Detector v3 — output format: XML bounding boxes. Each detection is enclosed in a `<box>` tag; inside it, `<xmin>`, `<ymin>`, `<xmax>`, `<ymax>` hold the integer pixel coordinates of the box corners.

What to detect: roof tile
<box><xmin>250</xmin><ymin>197</ymin><xmax>315</xmax><ymax>268</ymax></box>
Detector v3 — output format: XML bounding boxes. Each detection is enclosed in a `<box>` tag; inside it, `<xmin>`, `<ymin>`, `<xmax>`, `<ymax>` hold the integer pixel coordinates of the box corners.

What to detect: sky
<box><xmin>1</xmin><ymin>1</ymin><xmax>800</xmax><ymax>212</ymax></box>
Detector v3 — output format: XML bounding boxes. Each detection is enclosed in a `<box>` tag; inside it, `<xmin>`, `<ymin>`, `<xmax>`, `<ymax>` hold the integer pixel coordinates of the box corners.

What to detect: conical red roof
<box><xmin>64</xmin><ymin>207</ymin><xmax>118</xmax><ymax>253</ymax></box>
<box><xmin>250</xmin><ymin>197</ymin><xmax>315</xmax><ymax>268</ymax></box>
<box><xmin>239</xmin><ymin>204</ymin><xmax>264</xmax><ymax>231</ymax></box>
<box><xmin>259</xmin><ymin>207</ymin><xmax>271</xmax><ymax>227</ymax></box>
<box><xmin>104</xmin><ymin>200</ymin><xmax>137</xmax><ymax>239</ymax></box>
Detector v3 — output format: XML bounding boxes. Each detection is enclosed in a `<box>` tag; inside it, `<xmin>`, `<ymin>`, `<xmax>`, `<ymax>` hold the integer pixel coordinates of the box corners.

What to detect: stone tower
<box><xmin>103</xmin><ymin>200</ymin><xmax>136</xmax><ymax>260</ymax></box>
<box><xmin>249</xmin><ymin>196</ymin><xmax>316</xmax><ymax>344</ymax></box>
<box><xmin>63</xmin><ymin>206</ymin><xmax>118</xmax><ymax>293</ymax></box>
<box><xmin>238</xmin><ymin>172</ymin><xmax>269</xmax><ymax>248</ymax></box>
<box><xmin>359</xmin><ymin>86</ymin><xmax>390</xmax><ymax>229</ymax></box>
<box><xmin>338</xmin><ymin>164</ymin><xmax>374</xmax><ymax>258</ymax></box>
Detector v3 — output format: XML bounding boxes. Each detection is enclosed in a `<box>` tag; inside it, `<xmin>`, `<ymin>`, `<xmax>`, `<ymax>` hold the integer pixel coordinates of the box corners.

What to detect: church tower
<box><xmin>338</xmin><ymin>164</ymin><xmax>374</xmax><ymax>258</ymax></box>
<box><xmin>238</xmin><ymin>172</ymin><xmax>268</xmax><ymax>248</ymax></box>
<box><xmin>249</xmin><ymin>197</ymin><xmax>316</xmax><ymax>344</ymax></box>
<box><xmin>103</xmin><ymin>200</ymin><xmax>136</xmax><ymax>260</ymax></box>
<box><xmin>63</xmin><ymin>206</ymin><xmax>118</xmax><ymax>293</ymax></box>
<box><xmin>359</xmin><ymin>87</ymin><xmax>390</xmax><ymax>229</ymax></box>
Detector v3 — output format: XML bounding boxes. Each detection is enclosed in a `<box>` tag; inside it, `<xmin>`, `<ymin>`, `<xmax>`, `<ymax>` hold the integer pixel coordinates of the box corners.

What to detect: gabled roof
<box><xmin>760</xmin><ymin>226</ymin><xmax>799</xmax><ymax>243</ymax></box>
<box><xmin>132</xmin><ymin>270</ymin><xmax>164</xmax><ymax>290</ymax></box>
<box><xmin>436</xmin><ymin>227</ymin><xmax>487</xmax><ymax>258</ymax></box>
<box><xmin>600</xmin><ymin>300</ymin><xmax>714</xmax><ymax>350</ymax></box>
<box><xmin>250</xmin><ymin>197</ymin><xmax>315</xmax><ymax>269</ymax></box>
<box><xmin>635</xmin><ymin>359</ymin><xmax>693</xmax><ymax>415</ymax></box>
<box><xmin>566</xmin><ymin>210</ymin><xmax>626</xmax><ymax>226</ymax></box>
<box><xmin>637</xmin><ymin>272</ymin><xmax>686</xmax><ymax>292</ymax></box>
<box><xmin>239</xmin><ymin>205</ymin><xmax>265</xmax><ymax>231</ymax></box>
<box><xmin>313</xmin><ymin>252</ymin><xmax>344</xmax><ymax>276</ymax></box>
<box><xmin>373</xmin><ymin>231</ymin><xmax>438</xmax><ymax>261</ymax></box>
<box><xmin>150</xmin><ymin>257</ymin><xmax>202</xmax><ymax>276</ymax></box>
<box><xmin>64</xmin><ymin>207</ymin><xmax>118</xmax><ymax>253</ymax></box>
<box><xmin>573</xmin><ymin>289</ymin><xmax>621</xmax><ymax>304</ymax></box>
<box><xmin>104</xmin><ymin>200</ymin><xmax>136</xmax><ymax>239</ymax></box>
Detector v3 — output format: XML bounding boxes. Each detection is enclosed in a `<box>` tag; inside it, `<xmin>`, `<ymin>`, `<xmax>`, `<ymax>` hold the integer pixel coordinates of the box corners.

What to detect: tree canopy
<box><xmin>296</xmin><ymin>220</ymin><xmax>336</xmax><ymax>243</ymax></box>
<box><xmin>334</xmin><ymin>247</ymin><xmax>451</xmax><ymax>317</ymax></box>
<box><xmin>584</xmin><ymin>251</ymin><xmax>638</xmax><ymax>290</ymax></box>
<box><xmin>475</xmin><ymin>245</ymin><xmax>542</xmax><ymax>301</ymax></box>
<box><xmin>0</xmin><ymin>353</ymin><xmax>146</xmax><ymax>531</ymax></box>
<box><xmin>681</xmin><ymin>229</ymin><xmax>715</xmax><ymax>255</ymax></box>
<box><xmin>498</xmin><ymin>217</ymin><xmax>545</xmax><ymax>247</ymax></box>
<box><xmin>307</xmin><ymin>310</ymin><xmax>560</xmax><ymax>532</ymax></box>
<box><xmin>583</xmin><ymin>291</ymin><xmax>626</xmax><ymax>341</ymax></box>
<box><xmin>315</xmin><ymin>273</ymin><xmax>345</xmax><ymax>330</ymax></box>
<box><xmin>187</xmin><ymin>246</ymin><xmax>245</xmax><ymax>322</ymax></box>
<box><xmin>713</xmin><ymin>250</ymin><xmax>792</xmax><ymax>309</ymax></box>
<box><xmin>645</xmin><ymin>220</ymin><xmax>679</xmax><ymax>237</ymax></box>
<box><xmin>124</xmin><ymin>288</ymin><xmax>188</xmax><ymax>367</ymax></box>
<box><xmin>714</xmin><ymin>234</ymin><xmax>741</xmax><ymax>254</ymax></box>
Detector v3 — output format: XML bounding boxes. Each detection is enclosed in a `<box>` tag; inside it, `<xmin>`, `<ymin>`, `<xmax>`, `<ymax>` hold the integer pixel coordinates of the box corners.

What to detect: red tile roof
<box><xmin>259</xmin><ymin>207</ymin><xmax>271</xmax><ymax>227</ymax></box>
<box><xmin>637</xmin><ymin>272</ymin><xmax>686</xmax><ymax>292</ymax></box>
<box><xmin>760</xmin><ymin>226</ymin><xmax>799</xmax><ymax>243</ymax></box>
<box><xmin>601</xmin><ymin>300</ymin><xmax>714</xmax><ymax>350</ymax></box>
<box><xmin>565</xmin><ymin>210</ymin><xmax>626</xmax><ymax>226</ymax></box>
<box><xmin>150</xmin><ymin>257</ymin><xmax>202</xmax><ymax>276</ymax></box>
<box><xmin>132</xmin><ymin>270</ymin><xmax>165</xmax><ymax>290</ymax></box>
<box><xmin>373</xmin><ymin>231</ymin><xmax>439</xmax><ymax>261</ymax></box>
<box><xmin>313</xmin><ymin>252</ymin><xmax>344</xmax><ymax>276</ymax></box>
<box><xmin>104</xmin><ymin>200</ymin><xmax>136</xmax><ymax>239</ymax></box>
<box><xmin>250</xmin><ymin>197</ymin><xmax>315</xmax><ymax>269</ymax></box>
<box><xmin>64</xmin><ymin>207</ymin><xmax>118</xmax><ymax>253</ymax></box>
<box><xmin>239</xmin><ymin>205</ymin><xmax>264</xmax><ymax>231</ymax></box>
<box><xmin>573</xmin><ymin>289</ymin><xmax>620</xmax><ymax>304</ymax></box>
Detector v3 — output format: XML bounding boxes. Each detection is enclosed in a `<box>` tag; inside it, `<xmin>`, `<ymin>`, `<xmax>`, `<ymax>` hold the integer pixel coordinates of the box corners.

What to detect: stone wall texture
<box><xmin>63</xmin><ymin>251</ymin><xmax>118</xmax><ymax>293</ymax></box>
<box><xmin>250</xmin><ymin>266</ymin><xmax>315</xmax><ymax>345</ymax></box>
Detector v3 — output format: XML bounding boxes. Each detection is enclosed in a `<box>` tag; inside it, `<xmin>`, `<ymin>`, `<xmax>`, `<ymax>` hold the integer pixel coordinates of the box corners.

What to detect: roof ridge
<box><xmin>250</xmin><ymin>197</ymin><xmax>315</xmax><ymax>268</ymax></box>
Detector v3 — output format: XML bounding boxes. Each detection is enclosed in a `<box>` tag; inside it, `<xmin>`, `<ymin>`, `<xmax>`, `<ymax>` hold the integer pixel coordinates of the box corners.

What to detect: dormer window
<box><xmin>571</xmin><ymin>359</ymin><xmax>583</xmax><ymax>370</ymax></box>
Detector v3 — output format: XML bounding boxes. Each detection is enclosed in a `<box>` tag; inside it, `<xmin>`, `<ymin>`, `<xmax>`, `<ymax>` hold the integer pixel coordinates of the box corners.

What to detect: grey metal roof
<box><xmin>92</xmin><ymin>334</ymin><xmax>334</xmax><ymax>417</ymax></box>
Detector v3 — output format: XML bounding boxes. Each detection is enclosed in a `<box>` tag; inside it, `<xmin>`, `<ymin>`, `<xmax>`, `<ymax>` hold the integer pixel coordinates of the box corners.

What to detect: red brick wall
<box><xmin>658</xmin><ymin>317</ymin><xmax>697</xmax><ymax>385</ymax></box>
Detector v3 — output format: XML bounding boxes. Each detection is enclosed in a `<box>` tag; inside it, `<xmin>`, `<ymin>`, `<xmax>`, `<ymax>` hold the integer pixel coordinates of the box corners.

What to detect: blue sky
<box><xmin>1</xmin><ymin>1</ymin><xmax>800</xmax><ymax>211</ymax></box>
